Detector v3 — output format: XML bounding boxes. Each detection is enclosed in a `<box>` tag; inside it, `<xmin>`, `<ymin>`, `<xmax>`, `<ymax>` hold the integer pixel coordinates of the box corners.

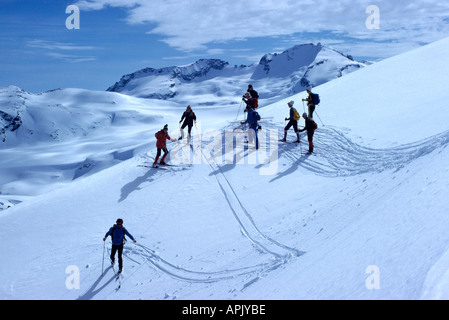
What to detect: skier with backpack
<box><xmin>154</xmin><ymin>124</ymin><xmax>176</xmax><ymax>166</ymax></box>
<box><xmin>103</xmin><ymin>218</ymin><xmax>136</xmax><ymax>273</ymax></box>
<box><xmin>302</xmin><ymin>88</ymin><xmax>320</xmax><ymax>119</ymax></box>
<box><xmin>281</xmin><ymin>100</ymin><xmax>301</xmax><ymax>143</ymax></box>
<box><xmin>240</xmin><ymin>107</ymin><xmax>260</xmax><ymax>149</ymax></box>
<box><xmin>242</xmin><ymin>92</ymin><xmax>255</xmax><ymax>110</ymax></box>
<box><xmin>299</xmin><ymin>113</ymin><xmax>318</xmax><ymax>154</ymax></box>
<box><xmin>178</xmin><ymin>105</ymin><xmax>197</xmax><ymax>143</ymax></box>
<box><xmin>247</xmin><ymin>84</ymin><xmax>259</xmax><ymax>109</ymax></box>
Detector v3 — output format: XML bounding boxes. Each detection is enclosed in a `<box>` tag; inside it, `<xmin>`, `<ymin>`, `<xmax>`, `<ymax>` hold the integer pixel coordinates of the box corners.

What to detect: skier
<box><xmin>178</xmin><ymin>105</ymin><xmax>197</xmax><ymax>143</ymax></box>
<box><xmin>103</xmin><ymin>218</ymin><xmax>136</xmax><ymax>273</ymax></box>
<box><xmin>242</xmin><ymin>92</ymin><xmax>255</xmax><ymax>110</ymax></box>
<box><xmin>154</xmin><ymin>124</ymin><xmax>176</xmax><ymax>166</ymax></box>
<box><xmin>299</xmin><ymin>113</ymin><xmax>317</xmax><ymax>154</ymax></box>
<box><xmin>240</xmin><ymin>107</ymin><xmax>260</xmax><ymax>149</ymax></box>
<box><xmin>281</xmin><ymin>101</ymin><xmax>301</xmax><ymax>143</ymax></box>
<box><xmin>302</xmin><ymin>88</ymin><xmax>318</xmax><ymax>119</ymax></box>
<box><xmin>247</xmin><ymin>84</ymin><xmax>259</xmax><ymax>109</ymax></box>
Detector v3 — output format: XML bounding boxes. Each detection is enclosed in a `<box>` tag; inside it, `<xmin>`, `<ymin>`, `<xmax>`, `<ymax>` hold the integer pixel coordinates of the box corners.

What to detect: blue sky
<box><xmin>1</xmin><ymin>0</ymin><xmax>449</xmax><ymax>93</ymax></box>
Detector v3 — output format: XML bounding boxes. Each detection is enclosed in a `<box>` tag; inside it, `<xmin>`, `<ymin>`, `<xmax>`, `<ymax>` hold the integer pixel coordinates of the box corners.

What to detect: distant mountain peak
<box><xmin>107</xmin><ymin>59</ymin><xmax>231</xmax><ymax>93</ymax></box>
<box><xmin>106</xmin><ymin>43</ymin><xmax>365</xmax><ymax>102</ymax></box>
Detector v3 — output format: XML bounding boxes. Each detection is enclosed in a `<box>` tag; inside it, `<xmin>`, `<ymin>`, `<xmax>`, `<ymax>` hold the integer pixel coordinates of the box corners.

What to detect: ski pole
<box><xmin>102</xmin><ymin>240</ymin><xmax>105</xmax><ymax>274</ymax></box>
<box><xmin>315</xmin><ymin>110</ymin><xmax>324</xmax><ymax>127</ymax></box>
<box><xmin>235</xmin><ymin>100</ymin><xmax>243</xmax><ymax>121</ymax></box>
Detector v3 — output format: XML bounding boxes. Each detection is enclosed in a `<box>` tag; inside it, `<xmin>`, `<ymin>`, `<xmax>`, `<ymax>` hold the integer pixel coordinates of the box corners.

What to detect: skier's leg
<box><xmin>180</xmin><ymin>122</ymin><xmax>187</xmax><ymax>139</ymax></box>
<box><xmin>117</xmin><ymin>244</ymin><xmax>124</xmax><ymax>271</ymax></box>
<box><xmin>160</xmin><ymin>147</ymin><xmax>169</xmax><ymax>164</ymax></box>
<box><xmin>154</xmin><ymin>148</ymin><xmax>162</xmax><ymax>165</ymax></box>
<box><xmin>187</xmin><ymin>125</ymin><xmax>193</xmax><ymax>143</ymax></box>
<box><xmin>293</xmin><ymin>121</ymin><xmax>300</xmax><ymax>142</ymax></box>
<box><xmin>110</xmin><ymin>245</ymin><xmax>117</xmax><ymax>264</ymax></box>
<box><xmin>282</xmin><ymin>121</ymin><xmax>292</xmax><ymax>142</ymax></box>
<box><xmin>253</xmin><ymin>127</ymin><xmax>259</xmax><ymax>149</ymax></box>
<box><xmin>308</xmin><ymin>132</ymin><xmax>314</xmax><ymax>153</ymax></box>
<box><xmin>308</xmin><ymin>104</ymin><xmax>315</xmax><ymax>119</ymax></box>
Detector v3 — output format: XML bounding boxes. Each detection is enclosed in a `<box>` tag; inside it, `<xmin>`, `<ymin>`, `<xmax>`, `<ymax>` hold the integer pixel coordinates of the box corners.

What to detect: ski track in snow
<box><xmin>94</xmin><ymin>119</ymin><xmax>449</xmax><ymax>296</ymax></box>
<box><xmin>270</xmin><ymin>123</ymin><xmax>449</xmax><ymax>179</ymax></box>
<box><xmin>119</xmin><ymin>133</ymin><xmax>304</xmax><ymax>288</ymax></box>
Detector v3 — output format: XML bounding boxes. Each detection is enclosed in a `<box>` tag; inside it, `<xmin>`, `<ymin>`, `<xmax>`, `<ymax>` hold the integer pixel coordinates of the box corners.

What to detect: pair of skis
<box><xmin>111</xmin><ymin>261</ymin><xmax>122</xmax><ymax>289</ymax></box>
<box><xmin>139</xmin><ymin>163</ymin><xmax>183</xmax><ymax>170</ymax></box>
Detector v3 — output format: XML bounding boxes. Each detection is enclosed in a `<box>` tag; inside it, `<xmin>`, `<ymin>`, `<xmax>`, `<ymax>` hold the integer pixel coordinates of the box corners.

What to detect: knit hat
<box><xmin>163</xmin><ymin>124</ymin><xmax>168</xmax><ymax>130</ymax></box>
<box><xmin>288</xmin><ymin>100</ymin><xmax>294</xmax><ymax>107</ymax></box>
<box><xmin>302</xmin><ymin>112</ymin><xmax>308</xmax><ymax>118</ymax></box>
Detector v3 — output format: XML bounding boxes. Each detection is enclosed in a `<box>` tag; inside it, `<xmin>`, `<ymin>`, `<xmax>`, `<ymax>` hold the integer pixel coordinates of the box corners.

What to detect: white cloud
<box><xmin>27</xmin><ymin>40</ymin><xmax>98</xmax><ymax>63</ymax></box>
<box><xmin>46</xmin><ymin>52</ymin><xmax>97</xmax><ymax>63</ymax></box>
<box><xmin>75</xmin><ymin>0</ymin><xmax>449</xmax><ymax>56</ymax></box>
<box><xmin>27</xmin><ymin>40</ymin><xmax>97</xmax><ymax>51</ymax></box>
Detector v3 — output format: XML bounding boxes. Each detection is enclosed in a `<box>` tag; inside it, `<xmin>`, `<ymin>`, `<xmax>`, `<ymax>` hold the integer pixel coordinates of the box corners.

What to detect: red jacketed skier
<box><xmin>154</xmin><ymin>124</ymin><xmax>176</xmax><ymax>166</ymax></box>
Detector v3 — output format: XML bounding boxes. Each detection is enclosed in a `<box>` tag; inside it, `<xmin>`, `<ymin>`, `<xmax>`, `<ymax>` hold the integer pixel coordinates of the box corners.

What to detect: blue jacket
<box><xmin>105</xmin><ymin>225</ymin><xmax>135</xmax><ymax>245</ymax></box>
<box><xmin>242</xmin><ymin>109</ymin><xmax>259</xmax><ymax>127</ymax></box>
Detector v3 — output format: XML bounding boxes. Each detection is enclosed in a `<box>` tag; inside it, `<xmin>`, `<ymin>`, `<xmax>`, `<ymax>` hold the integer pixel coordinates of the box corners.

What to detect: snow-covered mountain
<box><xmin>107</xmin><ymin>43</ymin><xmax>365</xmax><ymax>106</ymax></box>
<box><xmin>1</xmin><ymin>37</ymin><xmax>449</xmax><ymax>301</ymax></box>
<box><xmin>252</xmin><ymin>43</ymin><xmax>364</xmax><ymax>93</ymax></box>
<box><xmin>0</xmin><ymin>85</ymin><xmax>182</xmax><ymax>204</ymax></box>
<box><xmin>107</xmin><ymin>59</ymin><xmax>254</xmax><ymax>105</ymax></box>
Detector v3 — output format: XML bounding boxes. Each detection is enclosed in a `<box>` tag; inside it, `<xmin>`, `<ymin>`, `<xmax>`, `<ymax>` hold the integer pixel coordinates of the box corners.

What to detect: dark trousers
<box><xmin>110</xmin><ymin>244</ymin><xmax>124</xmax><ymax>270</ymax></box>
<box><xmin>307</xmin><ymin>132</ymin><xmax>314</xmax><ymax>153</ymax></box>
<box><xmin>285</xmin><ymin>119</ymin><xmax>299</xmax><ymax>132</ymax></box>
<box><xmin>248</xmin><ymin>126</ymin><xmax>259</xmax><ymax>149</ymax></box>
<box><xmin>156</xmin><ymin>146</ymin><xmax>169</xmax><ymax>157</ymax></box>
<box><xmin>181</xmin><ymin>123</ymin><xmax>193</xmax><ymax>135</ymax></box>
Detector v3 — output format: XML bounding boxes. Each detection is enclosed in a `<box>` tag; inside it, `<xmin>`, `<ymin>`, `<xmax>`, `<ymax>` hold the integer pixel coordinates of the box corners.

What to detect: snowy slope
<box><xmin>1</xmin><ymin>37</ymin><xmax>449</xmax><ymax>300</ymax></box>
<box><xmin>0</xmin><ymin>86</ymin><xmax>182</xmax><ymax>205</ymax></box>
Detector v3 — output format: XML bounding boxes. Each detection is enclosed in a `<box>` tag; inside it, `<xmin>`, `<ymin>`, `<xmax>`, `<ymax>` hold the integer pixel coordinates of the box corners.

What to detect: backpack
<box><xmin>293</xmin><ymin>108</ymin><xmax>300</xmax><ymax>121</ymax></box>
<box><xmin>311</xmin><ymin>93</ymin><xmax>320</xmax><ymax>105</ymax></box>
<box><xmin>111</xmin><ymin>225</ymin><xmax>127</xmax><ymax>244</ymax></box>
<box><xmin>254</xmin><ymin>111</ymin><xmax>261</xmax><ymax>121</ymax></box>
<box><xmin>311</xmin><ymin>120</ymin><xmax>318</xmax><ymax>130</ymax></box>
<box><xmin>248</xmin><ymin>89</ymin><xmax>259</xmax><ymax>99</ymax></box>
<box><xmin>155</xmin><ymin>130</ymin><xmax>164</xmax><ymax>140</ymax></box>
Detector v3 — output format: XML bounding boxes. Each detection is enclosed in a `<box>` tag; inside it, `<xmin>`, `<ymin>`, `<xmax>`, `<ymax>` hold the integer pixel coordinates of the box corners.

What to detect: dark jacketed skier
<box><xmin>103</xmin><ymin>218</ymin><xmax>136</xmax><ymax>273</ymax></box>
<box><xmin>241</xmin><ymin>107</ymin><xmax>260</xmax><ymax>149</ymax></box>
<box><xmin>247</xmin><ymin>84</ymin><xmax>259</xmax><ymax>109</ymax></box>
<box><xmin>178</xmin><ymin>105</ymin><xmax>197</xmax><ymax>143</ymax></box>
<box><xmin>299</xmin><ymin>112</ymin><xmax>318</xmax><ymax>154</ymax></box>
<box><xmin>242</xmin><ymin>92</ymin><xmax>255</xmax><ymax>110</ymax></box>
<box><xmin>302</xmin><ymin>88</ymin><xmax>319</xmax><ymax>119</ymax></box>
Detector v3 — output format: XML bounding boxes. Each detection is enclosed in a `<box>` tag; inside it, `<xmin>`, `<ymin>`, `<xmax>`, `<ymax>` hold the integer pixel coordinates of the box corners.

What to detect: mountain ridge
<box><xmin>107</xmin><ymin>43</ymin><xmax>365</xmax><ymax>102</ymax></box>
